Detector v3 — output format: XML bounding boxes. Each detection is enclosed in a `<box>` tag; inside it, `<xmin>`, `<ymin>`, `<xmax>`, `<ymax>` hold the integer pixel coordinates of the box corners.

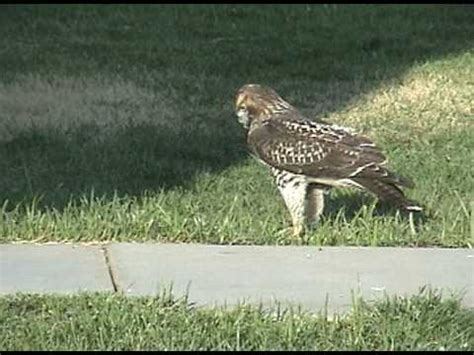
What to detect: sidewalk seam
<box><xmin>101</xmin><ymin>244</ymin><xmax>118</xmax><ymax>293</ymax></box>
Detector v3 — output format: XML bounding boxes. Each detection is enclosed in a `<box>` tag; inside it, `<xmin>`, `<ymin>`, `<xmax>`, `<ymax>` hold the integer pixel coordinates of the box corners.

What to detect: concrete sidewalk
<box><xmin>1</xmin><ymin>243</ymin><xmax>473</xmax><ymax>312</ymax></box>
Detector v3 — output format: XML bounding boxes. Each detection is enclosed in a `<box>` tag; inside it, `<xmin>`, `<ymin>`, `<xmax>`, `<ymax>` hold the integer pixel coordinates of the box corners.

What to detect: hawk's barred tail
<box><xmin>352</xmin><ymin>178</ymin><xmax>423</xmax><ymax>212</ymax></box>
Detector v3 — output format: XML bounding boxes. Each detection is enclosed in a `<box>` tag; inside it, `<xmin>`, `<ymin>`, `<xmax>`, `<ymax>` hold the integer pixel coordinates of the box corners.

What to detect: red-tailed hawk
<box><xmin>234</xmin><ymin>84</ymin><xmax>422</xmax><ymax>236</ymax></box>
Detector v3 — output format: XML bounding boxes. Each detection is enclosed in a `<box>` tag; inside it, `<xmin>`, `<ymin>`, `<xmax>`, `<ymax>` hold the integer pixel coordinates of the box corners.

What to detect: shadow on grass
<box><xmin>0</xmin><ymin>122</ymin><xmax>247</xmax><ymax>211</ymax></box>
<box><xmin>0</xmin><ymin>5</ymin><xmax>473</xmax><ymax>211</ymax></box>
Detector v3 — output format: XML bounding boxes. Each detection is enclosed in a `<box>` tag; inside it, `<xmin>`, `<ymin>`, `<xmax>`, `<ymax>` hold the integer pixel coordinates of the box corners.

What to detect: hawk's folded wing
<box><xmin>247</xmin><ymin>116</ymin><xmax>414</xmax><ymax>188</ymax></box>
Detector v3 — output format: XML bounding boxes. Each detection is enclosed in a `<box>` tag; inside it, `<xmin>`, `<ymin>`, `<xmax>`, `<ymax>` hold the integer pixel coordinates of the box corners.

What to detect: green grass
<box><xmin>0</xmin><ymin>5</ymin><xmax>473</xmax><ymax>245</ymax></box>
<box><xmin>1</xmin><ymin>289</ymin><xmax>472</xmax><ymax>350</ymax></box>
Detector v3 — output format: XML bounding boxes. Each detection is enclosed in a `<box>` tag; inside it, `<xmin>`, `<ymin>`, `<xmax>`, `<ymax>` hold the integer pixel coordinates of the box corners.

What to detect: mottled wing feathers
<box><xmin>248</xmin><ymin>116</ymin><xmax>413</xmax><ymax>188</ymax></box>
<box><xmin>248</xmin><ymin>119</ymin><xmax>330</xmax><ymax>173</ymax></box>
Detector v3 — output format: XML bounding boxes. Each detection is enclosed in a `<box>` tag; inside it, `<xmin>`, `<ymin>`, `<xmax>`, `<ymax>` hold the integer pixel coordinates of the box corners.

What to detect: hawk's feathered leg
<box><xmin>305</xmin><ymin>184</ymin><xmax>325</xmax><ymax>227</ymax></box>
<box><xmin>272</xmin><ymin>168</ymin><xmax>308</xmax><ymax>237</ymax></box>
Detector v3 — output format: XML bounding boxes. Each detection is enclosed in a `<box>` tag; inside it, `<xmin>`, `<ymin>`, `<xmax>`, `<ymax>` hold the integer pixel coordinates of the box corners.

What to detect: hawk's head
<box><xmin>234</xmin><ymin>84</ymin><xmax>293</xmax><ymax>129</ymax></box>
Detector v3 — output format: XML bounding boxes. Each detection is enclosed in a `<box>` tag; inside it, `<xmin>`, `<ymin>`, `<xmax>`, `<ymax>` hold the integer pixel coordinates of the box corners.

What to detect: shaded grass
<box><xmin>0</xmin><ymin>5</ymin><xmax>473</xmax><ymax>245</ymax></box>
<box><xmin>1</xmin><ymin>289</ymin><xmax>472</xmax><ymax>350</ymax></box>
<box><xmin>1</xmin><ymin>5</ymin><xmax>472</xmax><ymax>84</ymax></box>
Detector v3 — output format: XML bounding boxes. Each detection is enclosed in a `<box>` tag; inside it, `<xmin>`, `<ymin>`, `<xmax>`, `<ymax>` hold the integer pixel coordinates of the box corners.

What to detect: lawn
<box><xmin>0</xmin><ymin>5</ymin><xmax>473</xmax><ymax>351</ymax></box>
<box><xmin>1</xmin><ymin>289</ymin><xmax>472</xmax><ymax>351</ymax></box>
<box><xmin>0</xmin><ymin>5</ymin><xmax>472</xmax><ymax>246</ymax></box>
